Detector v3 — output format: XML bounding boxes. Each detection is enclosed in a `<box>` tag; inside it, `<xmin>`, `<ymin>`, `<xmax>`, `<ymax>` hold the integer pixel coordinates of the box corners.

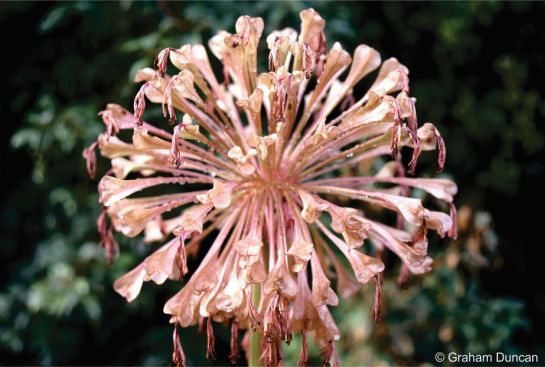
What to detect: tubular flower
<box><xmin>85</xmin><ymin>8</ymin><xmax>456</xmax><ymax>367</ymax></box>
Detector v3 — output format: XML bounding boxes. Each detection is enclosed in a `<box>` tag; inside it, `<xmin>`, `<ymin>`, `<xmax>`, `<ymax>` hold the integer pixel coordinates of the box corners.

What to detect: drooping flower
<box><xmin>85</xmin><ymin>8</ymin><xmax>456</xmax><ymax>367</ymax></box>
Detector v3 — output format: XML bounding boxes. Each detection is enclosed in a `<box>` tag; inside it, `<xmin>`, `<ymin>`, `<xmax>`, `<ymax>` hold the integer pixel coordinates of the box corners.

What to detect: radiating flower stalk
<box><xmin>84</xmin><ymin>9</ymin><xmax>457</xmax><ymax>367</ymax></box>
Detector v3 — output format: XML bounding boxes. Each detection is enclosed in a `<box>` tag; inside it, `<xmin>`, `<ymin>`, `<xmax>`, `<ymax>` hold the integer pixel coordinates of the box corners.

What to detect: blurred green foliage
<box><xmin>285</xmin><ymin>208</ymin><xmax>532</xmax><ymax>366</ymax></box>
<box><xmin>1</xmin><ymin>1</ymin><xmax>544</xmax><ymax>365</ymax></box>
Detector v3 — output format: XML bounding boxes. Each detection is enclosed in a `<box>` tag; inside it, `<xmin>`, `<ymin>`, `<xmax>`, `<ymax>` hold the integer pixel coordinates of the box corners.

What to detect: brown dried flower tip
<box><xmin>87</xmin><ymin>8</ymin><xmax>456</xmax><ymax>366</ymax></box>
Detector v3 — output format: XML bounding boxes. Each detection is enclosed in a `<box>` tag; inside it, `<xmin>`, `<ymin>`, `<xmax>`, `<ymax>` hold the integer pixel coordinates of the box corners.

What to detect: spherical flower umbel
<box><xmin>85</xmin><ymin>9</ymin><xmax>457</xmax><ymax>367</ymax></box>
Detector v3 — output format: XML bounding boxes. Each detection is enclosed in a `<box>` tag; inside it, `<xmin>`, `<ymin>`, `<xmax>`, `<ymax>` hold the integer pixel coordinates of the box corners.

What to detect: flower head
<box><xmin>86</xmin><ymin>8</ymin><xmax>456</xmax><ymax>366</ymax></box>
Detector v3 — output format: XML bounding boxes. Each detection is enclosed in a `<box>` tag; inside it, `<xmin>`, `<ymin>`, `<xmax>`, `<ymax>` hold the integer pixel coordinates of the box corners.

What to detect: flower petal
<box><xmin>142</xmin><ymin>238</ymin><xmax>186</xmax><ymax>284</ymax></box>
<box><xmin>113</xmin><ymin>264</ymin><xmax>147</xmax><ymax>302</ymax></box>
<box><xmin>196</xmin><ymin>180</ymin><xmax>233</xmax><ymax>209</ymax></box>
<box><xmin>310</xmin><ymin>252</ymin><xmax>338</xmax><ymax>307</ymax></box>
<box><xmin>99</xmin><ymin>176</ymin><xmax>201</xmax><ymax>207</ymax></box>
<box><xmin>215</xmin><ymin>272</ymin><xmax>245</xmax><ymax>313</ymax></box>
<box><xmin>298</xmin><ymin>190</ymin><xmax>328</xmax><ymax>223</ymax></box>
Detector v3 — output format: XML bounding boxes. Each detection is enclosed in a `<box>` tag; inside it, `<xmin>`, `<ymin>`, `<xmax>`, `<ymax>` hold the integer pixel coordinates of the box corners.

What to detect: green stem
<box><xmin>249</xmin><ymin>284</ymin><xmax>262</xmax><ymax>367</ymax></box>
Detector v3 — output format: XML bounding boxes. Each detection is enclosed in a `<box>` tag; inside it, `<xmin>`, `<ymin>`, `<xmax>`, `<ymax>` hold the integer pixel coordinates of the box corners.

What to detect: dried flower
<box><xmin>86</xmin><ymin>8</ymin><xmax>456</xmax><ymax>366</ymax></box>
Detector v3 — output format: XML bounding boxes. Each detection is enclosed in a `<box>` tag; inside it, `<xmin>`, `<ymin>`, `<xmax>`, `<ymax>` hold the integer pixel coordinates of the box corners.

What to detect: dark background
<box><xmin>1</xmin><ymin>1</ymin><xmax>544</xmax><ymax>365</ymax></box>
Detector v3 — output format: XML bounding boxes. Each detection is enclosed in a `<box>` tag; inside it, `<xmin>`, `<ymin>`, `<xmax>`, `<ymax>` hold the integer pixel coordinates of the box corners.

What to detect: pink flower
<box><xmin>86</xmin><ymin>8</ymin><xmax>456</xmax><ymax>366</ymax></box>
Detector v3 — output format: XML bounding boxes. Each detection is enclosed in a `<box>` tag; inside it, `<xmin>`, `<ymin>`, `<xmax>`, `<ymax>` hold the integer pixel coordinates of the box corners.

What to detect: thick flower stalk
<box><xmin>85</xmin><ymin>9</ymin><xmax>456</xmax><ymax>366</ymax></box>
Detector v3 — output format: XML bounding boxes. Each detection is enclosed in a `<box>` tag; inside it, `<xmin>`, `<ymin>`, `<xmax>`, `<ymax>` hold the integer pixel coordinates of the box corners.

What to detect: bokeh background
<box><xmin>1</xmin><ymin>1</ymin><xmax>544</xmax><ymax>365</ymax></box>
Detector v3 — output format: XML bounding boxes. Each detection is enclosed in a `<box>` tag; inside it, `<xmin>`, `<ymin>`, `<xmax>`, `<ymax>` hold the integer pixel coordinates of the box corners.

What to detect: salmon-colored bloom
<box><xmin>85</xmin><ymin>8</ymin><xmax>456</xmax><ymax>366</ymax></box>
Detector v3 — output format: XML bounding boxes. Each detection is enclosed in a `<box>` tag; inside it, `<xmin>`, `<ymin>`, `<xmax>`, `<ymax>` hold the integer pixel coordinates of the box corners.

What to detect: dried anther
<box><xmin>322</xmin><ymin>341</ymin><xmax>339</xmax><ymax>367</ymax></box>
<box><xmin>96</xmin><ymin>205</ymin><xmax>119</xmax><ymax>264</ymax></box>
<box><xmin>206</xmin><ymin>317</ymin><xmax>216</xmax><ymax>360</ymax></box>
<box><xmin>297</xmin><ymin>329</ymin><xmax>309</xmax><ymax>367</ymax></box>
<box><xmin>83</xmin><ymin>141</ymin><xmax>98</xmax><ymax>179</ymax></box>
<box><xmin>229</xmin><ymin>319</ymin><xmax>240</xmax><ymax>364</ymax></box>
<box><xmin>172</xmin><ymin>324</ymin><xmax>187</xmax><ymax>367</ymax></box>
<box><xmin>373</xmin><ymin>272</ymin><xmax>383</xmax><ymax>324</ymax></box>
<box><xmin>133</xmin><ymin>82</ymin><xmax>150</xmax><ymax>126</ymax></box>
<box><xmin>156</xmin><ymin>48</ymin><xmax>172</xmax><ymax>77</ymax></box>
